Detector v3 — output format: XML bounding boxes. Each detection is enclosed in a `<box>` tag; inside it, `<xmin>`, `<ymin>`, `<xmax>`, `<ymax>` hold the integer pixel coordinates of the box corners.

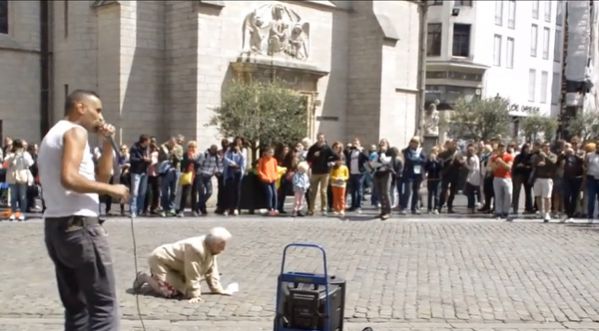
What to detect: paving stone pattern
<box><xmin>1</xmin><ymin>214</ymin><xmax>599</xmax><ymax>330</ymax></box>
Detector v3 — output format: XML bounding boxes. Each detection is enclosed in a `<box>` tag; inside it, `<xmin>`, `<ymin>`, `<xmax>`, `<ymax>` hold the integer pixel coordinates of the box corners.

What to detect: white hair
<box><xmin>206</xmin><ymin>227</ymin><xmax>232</xmax><ymax>243</ymax></box>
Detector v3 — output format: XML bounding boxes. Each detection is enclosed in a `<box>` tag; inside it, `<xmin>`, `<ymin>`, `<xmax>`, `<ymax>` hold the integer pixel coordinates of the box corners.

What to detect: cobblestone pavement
<box><xmin>1</xmin><ymin>211</ymin><xmax>599</xmax><ymax>330</ymax></box>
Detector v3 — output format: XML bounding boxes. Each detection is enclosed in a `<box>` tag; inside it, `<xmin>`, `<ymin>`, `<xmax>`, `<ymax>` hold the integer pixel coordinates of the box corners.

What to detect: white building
<box><xmin>425</xmin><ymin>0</ymin><xmax>565</xmax><ymax>118</ymax></box>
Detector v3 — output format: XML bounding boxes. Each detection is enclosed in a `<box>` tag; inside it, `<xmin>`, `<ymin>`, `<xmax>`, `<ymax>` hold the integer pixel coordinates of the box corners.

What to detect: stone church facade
<box><xmin>0</xmin><ymin>0</ymin><xmax>421</xmax><ymax>149</ymax></box>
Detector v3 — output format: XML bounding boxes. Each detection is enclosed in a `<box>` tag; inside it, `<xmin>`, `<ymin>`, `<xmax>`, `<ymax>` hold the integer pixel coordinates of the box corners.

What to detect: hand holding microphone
<box><xmin>95</xmin><ymin>119</ymin><xmax>130</xmax><ymax>203</ymax></box>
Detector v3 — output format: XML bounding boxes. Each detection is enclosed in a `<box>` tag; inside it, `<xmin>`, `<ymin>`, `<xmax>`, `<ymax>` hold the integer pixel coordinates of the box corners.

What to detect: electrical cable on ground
<box><xmin>130</xmin><ymin>214</ymin><xmax>147</xmax><ymax>331</ymax></box>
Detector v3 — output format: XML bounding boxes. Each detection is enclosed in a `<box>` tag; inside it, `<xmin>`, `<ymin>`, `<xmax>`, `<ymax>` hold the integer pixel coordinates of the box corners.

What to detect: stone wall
<box><xmin>346</xmin><ymin>1</ymin><xmax>383</xmax><ymax>146</ymax></box>
<box><xmin>0</xmin><ymin>0</ymin><xmax>41</xmax><ymax>143</ymax></box>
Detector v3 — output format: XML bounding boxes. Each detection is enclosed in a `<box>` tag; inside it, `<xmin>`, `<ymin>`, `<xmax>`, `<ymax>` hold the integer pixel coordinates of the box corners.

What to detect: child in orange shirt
<box><xmin>257</xmin><ymin>147</ymin><xmax>279</xmax><ymax>216</ymax></box>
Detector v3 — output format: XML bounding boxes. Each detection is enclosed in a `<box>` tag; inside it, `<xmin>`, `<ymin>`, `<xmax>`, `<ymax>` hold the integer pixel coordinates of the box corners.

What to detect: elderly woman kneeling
<box><xmin>133</xmin><ymin>227</ymin><xmax>232</xmax><ymax>303</ymax></box>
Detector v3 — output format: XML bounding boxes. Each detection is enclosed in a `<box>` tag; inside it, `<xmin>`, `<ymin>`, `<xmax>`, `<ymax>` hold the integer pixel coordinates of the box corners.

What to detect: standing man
<box><xmin>306</xmin><ymin>133</ymin><xmax>337</xmax><ymax>216</ymax></box>
<box><xmin>438</xmin><ymin>140</ymin><xmax>464</xmax><ymax>214</ymax></box>
<box><xmin>400</xmin><ymin>137</ymin><xmax>426</xmax><ymax>215</ymax></box>
<box><xmin>346</xmin><ymin>137</ymin><xmax>368</xmax><ymax>213</ymax></box>
<box><xmin>490</xmin><ymin>142</ymin><xmax>514</xmax><ymax>220</ymax></box>
<box><xmin>129</xmin><ymin>134</ymin><xmax>151</xmax><ymax>217</ymax></box>
<box><xmin>195</xmin><ymin>144</ymin><xmax>221</xmax><ymax>215</ymax></box>
<box><xmin>38</xmin><ymin>90</ymin><xmax>130</xmax><ymax>330</ymax></box>
<box><xmin>531</xmin><ymin>142</ymin><xmax>558</xmax><ymax>222</ymax></box>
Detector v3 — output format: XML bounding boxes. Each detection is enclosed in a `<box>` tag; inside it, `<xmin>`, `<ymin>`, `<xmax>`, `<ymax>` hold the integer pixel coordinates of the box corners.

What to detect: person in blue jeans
<box><xmin>400</xmin><ymin>137</ymin><xmax>426</xmax><ymax>215</ymax></box>
<box><xmin>223</xmin><ymin>137</ymin><xmax>247</xmax><ymax>216</ymax></box>
<box><xmin>195</xmin><ymin>145</ymin><xmax>220</xmax><ymax>215</ymax></box>
<box><xmin>346</xmin><ymin>138</ymin><xmax>368</xmax><ymax>212</ymax></box>
<box><xmin>585</xmin><ymin>144</ymin><xmax>599</xmax><ymax>222</ymax></box>
<box><xmin>129</xmin><ymin>135</ymin><xmax>150</xmax><ymax>217</ymax></box>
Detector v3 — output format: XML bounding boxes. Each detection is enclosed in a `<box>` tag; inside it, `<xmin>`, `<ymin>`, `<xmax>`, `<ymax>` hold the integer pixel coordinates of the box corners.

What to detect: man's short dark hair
<box><xmin>64</xmin><ymin>90</ymin><xmax>99</xmax><ymax>116</ymax></box>
<box><xmin>138</xmin><ymin>134</ymin><xmax>150</xmax><ymax>143</ymax></box>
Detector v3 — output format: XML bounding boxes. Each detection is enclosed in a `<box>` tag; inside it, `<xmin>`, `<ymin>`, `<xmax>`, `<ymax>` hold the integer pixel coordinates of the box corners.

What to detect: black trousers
<box><xmin>44</xmin><ymin>216</ymin><xmax>118</xmax><ymax>331</ymax></box>
<box><xmin>439</xmin><ymin>178</ymin><xmax>458</xmax><ymax>211</ymax></box>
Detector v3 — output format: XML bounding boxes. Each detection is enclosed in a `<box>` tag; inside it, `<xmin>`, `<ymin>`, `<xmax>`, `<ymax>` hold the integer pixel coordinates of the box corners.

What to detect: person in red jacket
<box><xmin>258</xmin><ymin>147</ymin><xmax>279</xmax><ymax>216</ymax></box>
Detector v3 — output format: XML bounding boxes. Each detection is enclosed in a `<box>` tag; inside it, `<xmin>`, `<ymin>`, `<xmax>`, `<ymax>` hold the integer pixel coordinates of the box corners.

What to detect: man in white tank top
<box><xmin>38</xmin><ymin>89</ymin><xmax>129</xmax><ymax>331</ymax></box>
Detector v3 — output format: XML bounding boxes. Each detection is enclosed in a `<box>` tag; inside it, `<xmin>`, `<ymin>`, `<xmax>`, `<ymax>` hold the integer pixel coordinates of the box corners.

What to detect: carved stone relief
<box><xmin>242</xmin><ymin>4</ymin><xmax>310</xmax><ymax>61</ymax></box>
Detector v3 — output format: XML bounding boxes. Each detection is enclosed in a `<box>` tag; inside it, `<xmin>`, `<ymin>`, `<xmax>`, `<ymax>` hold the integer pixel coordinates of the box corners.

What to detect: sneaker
<box><xmin>543</xmin><ymin>213</ymin><xmax>550</xmax><ymax>223</ymax></box>
<box><xmin>131</xmin><ymin>212</ymin><xmax>137</xmax><ymax>218</ymax></box>
<box><xmin>223</xmin><ymin>210</ymin><xmax>229</xmax><ymax>216</ymax></box>
<box><xmin>340</xmin><ymin>211</ymin><xmax>345</xmax><ymax>217</ymax></box>
<box><xmin>132</xmin><ymin>271</ymin><xmax>147</xmax><ymax>293</ymax></box>
<box><xmin>177</xmin><ymin>212</ymin><xmax>185</xmax><ymax>218</ymax></box>
<box><xmin>565</xmin><ymin>218</ymin><xmax>574</xmax><ymax>223</ymax></box>
<box><xmin>159</xmin><ymin>211</ymin><xmax>167</xmax><ymax>217</ymax></box>
<box><xmin>297</xmin><ymin>211</ymin><xmax>305</xmax><ymax>217</ymax></box>
<box><xmin>167</xmin><ymin>210</ymin><xmax>177</xmax><ymax>217</ymax></box>
<box><xmin>321</xmin><ymin>210</ymin><xmax>328</xmax><ymax>216</ymax></box>
<box><xmin>192</xmin><ymin>211</ymin><xmax>199</xmax><ymax>217</ymax></box>
<box><xmin>307</xmin><ymin>211</ymin><xmax>314</xmax><ymax>216</ymax></box>
<box><xmin>292</xmin><ymin>211</ymin><xmax>298</xmax><ymax>217</ymax></box>
<box><xmin>17</xmin><ymin>213</ymin><xmax>25</xmax><ymax>221</ymax></box>
<box><xmin>399</xmin><ymin>210</ymin><xmax>408</xmax><ymax>215</ymax></box>
<box><xmin>588</xmin><ymin>219</ymin><xmax>595</xmax><ymax>224</ymax></box>
<box><xmin>356</xmin><ymin>208</ymin><xmax>362</xmax><ymax>214</ymax></box>
<box><xmin>412</xmin><ymin>210</ymin><xmax>421</xmax><ymax>215</ymax></box>
<box><xmin>8</xmin><ymin>214</ymin><xmax>16</xmax><ymax>221</ymax></box>
<box><xmin>267</xmin><ymin>210</ymin><xmax>277</xmax><ymax>216</ymax></box>
<box><xmin>433</xmin><ymin>209</ymin><xmax>439</xmax><ymax>215</ymax></box>
<box><xmin>333</xmin><ymin>211</ymin><xmax>339</xmax><ymax>216</ymax></box>
<box><xmin>233</xmin><ymin>209</ymin><xmax>239</xmax><ymax>216</ymax></box>
<box><xmin>380</xmin><ymin>213</ymin><xmax>390</xmax><ymax>221</ymax></box>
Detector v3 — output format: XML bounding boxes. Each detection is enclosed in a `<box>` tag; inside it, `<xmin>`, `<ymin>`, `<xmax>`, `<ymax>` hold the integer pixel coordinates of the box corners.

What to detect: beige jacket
<box><xmin>150</xmin><ymin>235</ymin><xmax>224</xmax><ymax>298</ymax></box>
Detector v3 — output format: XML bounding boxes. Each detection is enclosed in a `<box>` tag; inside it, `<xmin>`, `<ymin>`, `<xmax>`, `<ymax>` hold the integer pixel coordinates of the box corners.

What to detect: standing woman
<box><xmin>4</xmin><ymin>139</ymin><xmax>34</xmax><ymax>220</ymax></box>
<box><xmin>278</xmin><ymin>147</ymin><xmax>299</xmax><ymax>214</ymax></box>
<box><xmin>177</xmin><ymin>141</ymin><xmax>199</xmax><ymax>217</ymax></box>
<box><xmin>146</xmin><ymin>138</ymin><xmax>161</xmax><ymax>215</ymax></box>
<box><xmin>371</xmin><ymin>139</ymin><xmax>393</xmax><ymax>220</ymax></box>
<box><xmin>223</xmin><ymin>136</ymin><xmax>247</xmax><ymax>216</ymax></box>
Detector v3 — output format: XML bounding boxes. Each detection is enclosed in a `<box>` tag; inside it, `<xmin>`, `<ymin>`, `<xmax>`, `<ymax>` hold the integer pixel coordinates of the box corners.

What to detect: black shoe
<box><xmin>297</xmin><ymin>211</ymin><xmax>305</xmax><ymax>217</ymax></box>
<box><xmin>278</xmin><ymin>210</ymin><xmax>287</xmax><ymax>214</ymax></box>
<box><xmin>447</xmin><ymin>209</ymin><xmax>455</xmax><ymax>214</ymax></box>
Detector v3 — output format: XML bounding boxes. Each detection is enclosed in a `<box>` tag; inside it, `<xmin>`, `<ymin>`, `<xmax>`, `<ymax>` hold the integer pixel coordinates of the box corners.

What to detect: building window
<box><xmin>551</xmin><ymin>72</ymin><xmax>560</xmax><ymax>105</ymax></box>
<box><xmin>455</xmin><ymin>0</ymin><xmax>472</xmax><ymax>7</ymax></box>
<box><xmin>452</xmin><ymin>24</ymin><xmax>471</xmax><ymax>57</ymax></box>
<box><xmin>544</xmin><ymin>1</ymin><xmax>551</xmax><ymax>22</ymax></box>
<box><xmin>541</xmin><ymin>71</ymin><xmax>548</xmax><ymax>103</ymax></box>
<box><xmin>427</xmin><ymin>23</ymin><xmax>442</xmax><ymax>56</ymax></box>
<box><xmin>0</xmin><ymin>0</ymin><xmax>8</xmax><ymax>34</ymax></box>
<box><xmin>542</xmin><ymin>27</ymin><xmax>550</xmax><ymax>59</ymax></box>
<box><xmin>495</xmin><ymin>1</ymin><xmax>503</xmax><ymax>26</ymax></box>
<box><xmin>506</xmin><ymin>37</ymin><xmax>514</xmax><ymax>68</ymax></box>
<box><xmin>507</xmin><ymin>1</ymin><xmax>516</xmax><ymax>29</ymax></box>
<box><xmin>554</xmin><ymin>30</ymin><xmax>562</xmax><ymax>62</ymax></box>
<box><xmin>556</xmin><ymin>1</ymin><xmax>564</xmax><ymax>26</ymax></box>
<box><xmin>431</xmin><ymin>0</ymin><xmax>443</xmax><ymax>5</ymax></box>
<box><xmin>530</xmin><ymin>24</ymin><xmax>538</xmax><ymax>57</ymax></box>
<box><xmin>529</xmin><ymin>69</ymin><xmax>536</xmax><ymax>102</ymax></box>
<box><xmin>493</xmin><ymin>34</ymin><xmax>502</xmax><ymax>66</ymax></box>
<box><xmin>532</xmin><ymin>0</ymin><xmax>539</xmax><ymax>19</ymax></box>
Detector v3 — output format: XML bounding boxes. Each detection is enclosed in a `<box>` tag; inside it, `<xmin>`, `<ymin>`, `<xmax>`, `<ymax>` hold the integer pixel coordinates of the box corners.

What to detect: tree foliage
<box><xmin>521</xmin><ymin>113</ymin><xmax>558</xmax><ymax>142</ymax></box>
<box><xmin>448</xmin><ymin>97</ymin><xmax>511</xmax><ymax>141</ymax></box>
<box><xmin>211</xmin><ymin>80</ymin><xmax>307</xmax><ymax>159</ymax></box>
<box><xmin>565</xmin><ymin>111</ymin><xmax>599</xmax><ymax>140</ymax></box>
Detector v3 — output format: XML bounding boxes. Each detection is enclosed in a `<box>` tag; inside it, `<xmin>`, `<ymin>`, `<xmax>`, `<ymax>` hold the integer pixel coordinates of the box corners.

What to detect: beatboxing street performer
<box><xmin>132</xmin><ymin>227</ymin><xmax>234</xmax><ymax>302</ymax></box>
<box><xmin>38</xmin><ymin>90</ymin><xmax>130</xmax><ymax>330</ymax></box>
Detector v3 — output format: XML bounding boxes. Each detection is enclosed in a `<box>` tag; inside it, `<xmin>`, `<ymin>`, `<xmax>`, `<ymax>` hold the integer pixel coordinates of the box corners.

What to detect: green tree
<box><xmin>521</xmin><ymin>113</ymin><xmax>558</xmax><ymax>142</ymax></box>
<box><xmin>211</xmin><ymin>80</ymin><xmax>307</xmax><ymax>161</ymax></box>
<box><xmin>565</xmin><ymin>111</ymin><xmax>599</xmax><ymax>140</ymax></box>
<box><xmin>448</xmin><ymin>97</ymin><xmax>511</xmax><ymax>141</ymax></box>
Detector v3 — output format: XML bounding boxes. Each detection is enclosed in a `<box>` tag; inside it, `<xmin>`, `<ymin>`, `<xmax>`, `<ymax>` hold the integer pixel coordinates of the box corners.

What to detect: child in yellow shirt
<box><xmin>329</xmin><ymin>159</ymin><xmax>349</xmax><ymax>216</ymax></box>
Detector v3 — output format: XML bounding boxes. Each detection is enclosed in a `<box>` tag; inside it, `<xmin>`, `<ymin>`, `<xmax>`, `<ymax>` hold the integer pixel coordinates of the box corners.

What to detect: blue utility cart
<box><xmin>274</xmin><ymin>243</ymin><xmax>346</xmax><ymax>331</ymax></box>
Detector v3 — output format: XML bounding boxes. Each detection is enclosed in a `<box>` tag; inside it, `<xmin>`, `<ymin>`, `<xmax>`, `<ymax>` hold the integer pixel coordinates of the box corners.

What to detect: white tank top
<box><xmin>39</xmin><ymin>120</ymin><xmax>99</xmax><ymax>218</ymax></box>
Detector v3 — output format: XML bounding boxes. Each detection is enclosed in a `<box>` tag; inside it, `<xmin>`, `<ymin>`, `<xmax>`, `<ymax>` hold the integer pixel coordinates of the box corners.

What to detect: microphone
<box><xmin>107</xmin><ymin>134</ymin><xmax>121</xmax><ymax>159</ymax></box>
<box><xmin>95</xmin><ymin>120</ymin><xmax>121</xmax><ymax>159</ymax></box>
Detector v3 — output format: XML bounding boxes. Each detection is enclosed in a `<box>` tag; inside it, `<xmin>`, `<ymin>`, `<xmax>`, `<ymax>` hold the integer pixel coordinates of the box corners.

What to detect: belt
<box><xmin>46</xmin><ymin>215</ymin><xmax>103</xmax><ymax>226</ymax></box>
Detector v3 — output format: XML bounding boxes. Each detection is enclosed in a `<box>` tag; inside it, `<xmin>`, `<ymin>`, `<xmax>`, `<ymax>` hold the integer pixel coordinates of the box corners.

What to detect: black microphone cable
<box><xmin>107</xmin><ymin>135</ymin><xmax>147</xmax><ymax>331</ymax></box>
